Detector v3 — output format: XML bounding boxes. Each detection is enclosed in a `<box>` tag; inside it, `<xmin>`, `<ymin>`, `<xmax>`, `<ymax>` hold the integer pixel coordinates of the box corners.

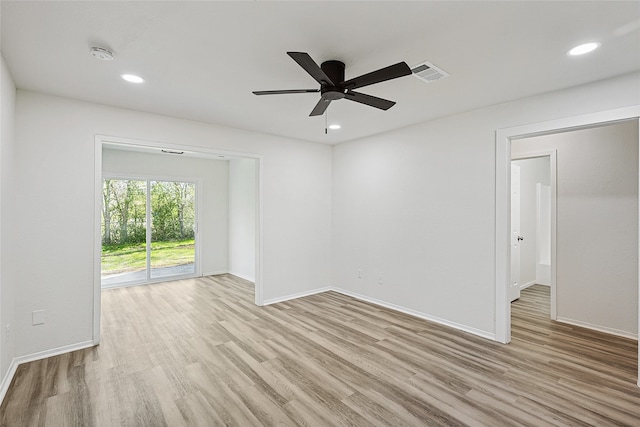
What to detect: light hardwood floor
<box><xmin>1</xmin><ymin>277</ymin><xmax>638</xmax><ymax>426</ymax></box>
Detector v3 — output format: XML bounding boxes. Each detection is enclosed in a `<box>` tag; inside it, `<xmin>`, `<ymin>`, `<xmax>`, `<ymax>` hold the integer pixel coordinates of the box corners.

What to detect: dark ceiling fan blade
<box><xmin>253</xmin><ymin>89</ymin><xmax>319</xmax><ymax>95</ymax></box>
<box><xmin>345</xmin><ymin>91</ymin><xmax>396</xmax><ymax>110</ymax></box>
<box><xmin>342</xmin><ymin>62</ymin><xmax>412</xmax><ymax>90</ymax></box>
<box><xmin>287</xmin><ymin>52</ymin><xmax>335</xmax><ymax>86</ymax></box>
<box><xmin>309</xmin><ymin>98</ymin><xmax>332</xmax><ymax>116</ymax></box>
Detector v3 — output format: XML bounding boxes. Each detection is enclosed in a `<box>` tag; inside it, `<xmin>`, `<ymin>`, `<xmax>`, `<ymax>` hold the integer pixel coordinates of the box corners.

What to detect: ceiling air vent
<box><xmin>411</xmin><ymin>61</ymin><xmax>449</xmax><ymax>83</ymax></box>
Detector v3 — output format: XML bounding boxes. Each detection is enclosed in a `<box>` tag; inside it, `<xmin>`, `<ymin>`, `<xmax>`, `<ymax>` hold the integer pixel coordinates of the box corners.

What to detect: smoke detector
<box><xmin>411</xmin><ymin>61</ymin><xmax>449</xmax><ymax>83</ymax></box>
<box><xmin>90</xmin><ymin>46</ymin><xmax>114</xmax><ymax>61</ymax></box>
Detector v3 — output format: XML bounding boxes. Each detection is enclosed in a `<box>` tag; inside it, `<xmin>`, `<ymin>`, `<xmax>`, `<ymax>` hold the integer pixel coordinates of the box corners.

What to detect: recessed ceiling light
<box><xmin>567</xmin><ymin>42</ymin><xmax>600</xmax><ymax>56</ymax></box>
<box><xmin>328</xmin><ymin>124</ymin><xmax>341</xmax><ymax>130</ymax></box>
<box><xmin>121</xmin><ymin>74</ymin><xmax>144</xmax><ymax>83</ymax></box>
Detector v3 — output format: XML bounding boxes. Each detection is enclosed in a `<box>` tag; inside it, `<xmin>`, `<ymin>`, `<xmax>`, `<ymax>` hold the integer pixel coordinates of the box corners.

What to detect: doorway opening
<box><xmin>101</xmin><ymin>177</ymin><xmax>197</xmax><ymax>288</ymax></box>
<box><xmin>509</xmin><ymin>153</ymin><xmax>556</xmax><ymax>318</ymax></box>
<box><xmin>93</xmin><ymin>135</ymin><xmax>263</xmax><ymax>346</ymax></box>
<box><xmin>495</xmin><ymin>106</ymin><xmax>640</xmax><ymax>386</ymax></box>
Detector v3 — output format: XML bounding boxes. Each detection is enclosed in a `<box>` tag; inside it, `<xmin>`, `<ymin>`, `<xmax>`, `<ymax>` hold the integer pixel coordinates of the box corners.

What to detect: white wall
<box><xmin>0</xmin><ymin>53</ymin><xmax>16</xmax><ymax>385</ymax></box>
<box><xmin>102</xmin><ymin>148</ymin><xmax>229</xmax><ymax>275</ymax></box>
<box><xmin>512</xmin><ymin>121</ymin><xmax>639</xmax><ymax>336</ymax></box>
<box><xmin>332</xmin><ymin>72</ymin><xmax>640</xmax><ymax>337</ymax></box>
<box><xmin>7</xmin><ymin>71</ymin><xmax>640</xmax><ymax>363</ymax></box>
<box><xmin>511</xmin><ymin>157</ymin><xmax>550</xmax><ymax>287</ymax></box>
<box><xmin>12</xmin><ymin>90</ymin><xmax>332</xmax><ymax>358</ymax></box>
<box><xmin>228</xmin><ymin>158</ymin><xmax>256</xmax><ymax>282</ymax></box>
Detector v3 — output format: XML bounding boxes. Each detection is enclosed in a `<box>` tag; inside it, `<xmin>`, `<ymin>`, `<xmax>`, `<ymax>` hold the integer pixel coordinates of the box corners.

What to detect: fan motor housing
<box><xmin>320</xmin><ymin>60</ymin><xmax>346</xmax><ymax>100</ymax></box>
<box><xmin>320</xmin><ymin>61</ymin><xmax>344</xmax><ymax>85</ymax></box>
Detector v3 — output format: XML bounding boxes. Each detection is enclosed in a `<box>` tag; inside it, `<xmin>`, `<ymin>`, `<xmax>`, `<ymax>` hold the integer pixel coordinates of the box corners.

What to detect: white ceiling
<box><xmin>2</xmin><ymin>1</ymin><xmax>639</xmax><ymax>144</ymax></box>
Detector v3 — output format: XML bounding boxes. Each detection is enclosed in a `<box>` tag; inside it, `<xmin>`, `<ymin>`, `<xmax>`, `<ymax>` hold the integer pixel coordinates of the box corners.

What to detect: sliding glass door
<box><xmin>150</xmin><ymin>181</ymin><xmax>196</xmax><ymax>279</ymax></box>
<box><xmin>101</xmin><ymin>177</ymin><xmax>197</xmax><ymax>287</ymax></box>
<box><xmin>101</xmin><ymin>179</ymin><xmax>147</xmax><ymax>285</ymax></box>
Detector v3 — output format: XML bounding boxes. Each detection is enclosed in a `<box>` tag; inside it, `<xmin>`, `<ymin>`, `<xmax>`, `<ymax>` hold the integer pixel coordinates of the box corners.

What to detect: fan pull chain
<box><xmin>325</xmin><ymin>111</ymin><xmax>328</xmax><ymax>134</ymax></box>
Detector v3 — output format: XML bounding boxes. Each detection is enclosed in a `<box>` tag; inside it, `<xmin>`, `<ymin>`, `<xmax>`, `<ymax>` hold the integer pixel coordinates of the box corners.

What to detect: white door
<box><xmin>510</xmin><ymin>164</ymin><xmax>522</xmax><ymax>302</ymax></box>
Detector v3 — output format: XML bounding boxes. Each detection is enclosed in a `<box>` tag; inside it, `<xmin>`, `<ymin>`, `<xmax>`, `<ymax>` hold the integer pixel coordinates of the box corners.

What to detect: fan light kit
<box><xmin>328</xmin><ymin>124</ymin><xmax>341</xmax><ymax>130</ymax></box>
<box><xmin>253</xmin><ymin>52</ymin><xmax>412</xmax><ymax>117</ymax></box>
<box><xmin>121</xmin><ymin>74</ymin><xmax>144</xmax><ymax>83</ymax></box>
<box><xmin>567</xmin><ymin>42</ymin><xmax>600</xmax><ymax>56</ymax></box>
<box><xmin>89</xmin><ymin>46</ymin><xmax>114</xmax><ymax>61</ymax></box>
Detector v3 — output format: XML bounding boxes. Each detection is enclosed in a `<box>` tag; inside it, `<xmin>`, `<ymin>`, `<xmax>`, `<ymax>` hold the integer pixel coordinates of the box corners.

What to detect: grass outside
<box><xmin>102</xmin><ymin>239</ymin><xmax>195</xmax><ymax>274</ymax></box>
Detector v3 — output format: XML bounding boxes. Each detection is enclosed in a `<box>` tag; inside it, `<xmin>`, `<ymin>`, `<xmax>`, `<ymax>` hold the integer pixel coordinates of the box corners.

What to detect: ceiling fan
<box><xmin>253</xmin><ymin>52</ymin><xmax>412</xmax><ymax>116</ymax></box>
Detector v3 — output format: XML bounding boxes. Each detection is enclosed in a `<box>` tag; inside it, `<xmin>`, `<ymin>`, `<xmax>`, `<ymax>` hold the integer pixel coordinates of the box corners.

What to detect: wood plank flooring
<box><xmin>1</xmin><ymin>278</ymin><xmax>638</xmax><ymax>426</ymax></box>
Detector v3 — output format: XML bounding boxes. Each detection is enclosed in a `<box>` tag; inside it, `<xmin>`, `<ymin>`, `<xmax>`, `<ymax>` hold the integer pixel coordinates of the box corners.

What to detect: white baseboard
<box><xmin>203</xmin><ymin>270</ymin><xmax>228</xmax><ymax>277</ymax></box>
<box><xmin>556</xmin><ymin>317</ymin><xmax>638</xmax><ymax>340</ymax></box>
<box><xmin>15</xmin><ymin>340</ymin><xmax>95</xmax><ymax>366</ymax></box>
<box><xmin>227</xmin><ymin>271</ymin><xmax>255</xmax><ymax>283</ymax></box>
<box><xmin>520</xmin><ymin>280</ymin><xmax>537</xmax><ymax>290</ymax></box>
<box><xmin>263</xmin><ymin>286</ymin><xmax>332</xmax><ymax>306</ymax></box>
<box><xmin>264</xmin><ymin>286</ymin><xmax>495</xmax><ymax>341</ymax></box>
<box><xmin>0</xmin><ymin>340</ymin><xmax>95</xmax><ymax>406</ymax></box>
<box><xmin>0</xmin><ymin>358</ymin><xmax>19</xmax><ymax>405</ymax></box>
<box><xmin>331</xmin><ymin>287</ymin><xmax>496</xmax><ymax>341</ymax></box>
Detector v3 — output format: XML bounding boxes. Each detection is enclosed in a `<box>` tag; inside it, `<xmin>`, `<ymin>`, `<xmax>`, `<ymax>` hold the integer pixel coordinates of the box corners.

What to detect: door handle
<box><xmin>517</xmin><ymin>236</ymin><xmax>524</xmax><ymax>241</ymax></box>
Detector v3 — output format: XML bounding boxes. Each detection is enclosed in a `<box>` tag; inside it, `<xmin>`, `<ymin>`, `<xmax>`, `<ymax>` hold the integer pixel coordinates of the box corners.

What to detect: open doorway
<box><xmin>512</xmin><ymin>122</ymin><xmax>638</xmax><ymax>335</ymax></box>
<box><xmin>495</xmin><ymin>106</ymin><xmax>640</xmax><ymax>386</ymax></box>
<box><xmin>93</xmin><ymin>136</ymin><xmax>262</xmax><ymax>345</ymax></box>
<box><xmin>509</xmin><ymin>154</ymin><xmax>555</xmax><ymax>316</ymax></box>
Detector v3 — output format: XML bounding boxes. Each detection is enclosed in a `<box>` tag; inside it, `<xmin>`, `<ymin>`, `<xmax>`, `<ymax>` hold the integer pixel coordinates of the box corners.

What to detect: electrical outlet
<box><xmin>378</xmin><ymin>274</ymin><xmax>383</xmax><ymax>285</ymax></box>
<box><xmin>357</xmin><ymin>269</ymin><xmax>362</xmax><ymax>279</ymax></box>
<box><xmin>5</xmin><ymin>324</ymin><xmax>10</xmax><ymax>336</ymax></box>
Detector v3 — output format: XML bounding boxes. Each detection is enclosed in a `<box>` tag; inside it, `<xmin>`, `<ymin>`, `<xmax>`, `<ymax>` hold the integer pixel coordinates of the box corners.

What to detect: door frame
<box><xmin>100</xmin><ymin>174</ymin><xmax>202</xmax><ymax>288</ymax></box>
<box><xmin>93</xmin><ymin>135</ymin><xmax>264</xmax><ymax>345</ymax></box>
<box><xmin>495</xmin><ymin>105</ymin><xmax>640</xmax><ymax>387</ymax></box>
<box><xmin>510</xmin><ymin>151</ymin><xmax>557</xmax><ymax>319</ymax></box>
<box><xmin>510</xmin><ymin>163</ymin><xmax>522</xmax><ymax>302</ymax></box>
